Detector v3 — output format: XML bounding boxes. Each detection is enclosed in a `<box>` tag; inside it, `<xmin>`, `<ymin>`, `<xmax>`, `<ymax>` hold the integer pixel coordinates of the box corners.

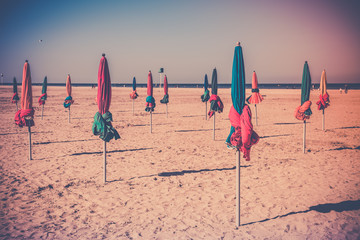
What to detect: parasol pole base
<box><xmin>68</xmin><ymin>106</ymin><xmax>71</xmax><ymax>123</ymax></box>
<box><xmin>41</xmin><ymin>105</ymin><xmax>44</xmax><ymax>120</ymax></box>
<box><xmin>166</xmin><ymin>103</ymin><xmax>168</xmax><ymax>118</ymax></box>
<box><xmin>150</xmin><ymin>111</ymin><xmax>153</xmax><ymax>133</ymax></box>
<box><xmin>132</xmin><ymin>99</ymin><xmax>134</xmax><ymax>116</ymax></box>
<box><xmin>28</xmin><ymin>125</ymin><xmax>32</xmax><ymax>160</ymax></box>
<box><xmin>255</xmin><ymin>104</ymin><xmax>258</xmax><ymax>126</ymax></box>
<box><xmin>303</xmin><ymin>120</ymin><xmax>306</xmax><ymax>153</ymax></box>
<box><xmin>205</xmin><ymin>102</ymin><xmax>207</xmax><ymax>120</ymax></box>
<box><xmin>104</xmin><ymin>141</ymin><xmax>107</xmax><ymax>183</ymax></box>
<box><xmin>322</xmin><ymin>109</ymin><xmax>325</xmax><ymax>131</ymax></box>
<box><xmin>236</xmin><ymin>149</ymin><xmax>240</xmax><ymax>227</ymax></box>
<box><xmin>213</xmin><ymin>113</ymin><xmax>215</xmax><ymax>140</ymax></box>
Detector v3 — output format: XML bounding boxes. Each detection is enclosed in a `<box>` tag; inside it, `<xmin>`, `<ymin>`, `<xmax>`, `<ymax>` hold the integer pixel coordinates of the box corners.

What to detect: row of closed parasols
<box><xmin>11</xmin><ymin>43</ymin><xmax>330</xmax><ymax>227</ymax></box>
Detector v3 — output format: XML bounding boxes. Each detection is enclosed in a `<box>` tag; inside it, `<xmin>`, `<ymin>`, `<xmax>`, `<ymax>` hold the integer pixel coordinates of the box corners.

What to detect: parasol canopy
<box><xmin>145</xmin><ymin>71</ymin><xmax>156</xmax><ymax>112</ymax></box>
<box><xmin>227</xmin><ymin>42</ymin><xmax>259</xmax><ymax>161</ymax></box>
<box><xmin>160</xmin><ymin>75</ymin><xmax>169</xmax><ymax>104</ymax></box>
<box><xmin>316</xmin><ymin>70</ymin><xmax>330</xmax><ymax>110</ymax></box>
<box><xmin>63</xmin><ymin>74</ymin><xmax>74</xmax><ymax>108</ymax></box>
<box><xmin>295</xmin><ymin>61</ymin><xmax>312</xmax><ymax>120</ymax></box>
<box><xmin>92</xmin><ymin>54</ymin><xmax>120</xmax><ymax>142</ymax></box>
<box><xmin>208</xmin><ymin>68</ymin><xmax>223</xmax><ymax>118</ymax></box>
<box><xmin>246</xmin><ymin>71</ymin><xmax>263</xmax><ymax>104</ymax></box>
<box><xmin>201</xmin><ymin>74</ymin><xmax>210</xmax><ymax>102</ymax></box>
<box><xmin>38</xmin><ymin>76</ymin><xmax>47</xmax><ymax>105</ymax></box>
<box><xmin>11</xmin><ymin>77</ymin><xmax>20</xmax><ymax>103</ymax></box>
<box><xmin>15</xmin><ymin>60</ymin><xmax>35</xmax><ymax>127</ymax></box>
<box><xmin>130</xmin><ymin>77</ymin><xmax>139</xmax><ymax>99</ymax></box>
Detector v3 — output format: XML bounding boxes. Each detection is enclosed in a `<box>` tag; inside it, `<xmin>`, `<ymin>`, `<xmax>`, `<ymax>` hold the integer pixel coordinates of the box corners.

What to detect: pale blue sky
<box><xmin>1</xmin><ymin>0</ymin><xmax>359</xmax><ymax>84</ymax></box>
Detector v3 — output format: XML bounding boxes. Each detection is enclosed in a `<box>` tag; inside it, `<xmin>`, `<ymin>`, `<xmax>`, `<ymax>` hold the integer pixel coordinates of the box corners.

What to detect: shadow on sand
<box><xmin>33</xmin><ymin>139</ymin><xmax>98</xmax><ymax>145</ymax></box>
<box><xmin>241</xmin><ymin>199</ymin><xmax>360</xmax><ymax>226</ymax></box>
<box><xmin>70</xmin><ymin>147</ymin><xmax>152</xmax><ymax>156</ymax></box>
<box><xmin>175</xmin><ymin>128</ymin><xmax>221</xmax><ymax>133</ymax></box>
<box><xmin>260</xmin><ymin>134</ymin><xmax>292</xmax><ymax>139</ymax></box>
<box><xmin>328</xmin><ymin>146</ymin><xmax>360</xmax><ymax>151</ymax></box>
<box><xmin>128</xmin><ymin>165</ymin><xmax>251</xmax><ymax>180</ymax></box>
<box><xmin>273</xmin><ymin>122</ymin><xmax>305</xmax><ymax>125</ymax></box>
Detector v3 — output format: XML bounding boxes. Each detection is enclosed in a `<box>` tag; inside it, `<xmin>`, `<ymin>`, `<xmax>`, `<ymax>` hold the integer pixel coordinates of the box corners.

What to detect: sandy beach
<box><xmin>0</xmin><ymin>85</ymin><xmax>359</xmax><ymax>239</ymax></box>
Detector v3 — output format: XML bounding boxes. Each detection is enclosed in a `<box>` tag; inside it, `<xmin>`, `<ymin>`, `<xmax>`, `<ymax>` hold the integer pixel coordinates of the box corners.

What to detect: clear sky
<box><xmin>1</xmin><ymin>0</ymin><xmax>359</xmax><ymax>84</ymax></box>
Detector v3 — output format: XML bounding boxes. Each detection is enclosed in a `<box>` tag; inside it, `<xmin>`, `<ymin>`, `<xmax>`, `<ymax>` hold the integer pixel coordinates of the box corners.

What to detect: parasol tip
<box><xmin>236</xmin><ymin>42</ymin><xmax>241</xmax><ymax>46</ymax></box>
<box><xmin>102</xmin><ymin>53</ymin><xmax>105</xmax><ymax>57</ymax></box>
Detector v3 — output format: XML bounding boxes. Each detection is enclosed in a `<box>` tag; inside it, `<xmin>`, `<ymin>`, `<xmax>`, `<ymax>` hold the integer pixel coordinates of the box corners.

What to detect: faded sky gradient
<box><xmin>0</xmin><ymin>0</ymin><xmax>359</xmax><ymax>84</ymax></box>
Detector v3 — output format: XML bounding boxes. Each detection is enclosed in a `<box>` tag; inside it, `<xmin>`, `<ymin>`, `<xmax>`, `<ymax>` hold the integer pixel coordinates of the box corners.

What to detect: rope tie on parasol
<box><xmin>246</xmin><ymin>89</ymin><xmax>263</xmax><ymax>104</ymax></box>
<box><xmin>294</xmin><ymin>100</ymin><xmax>312</xmax><ymax>120</ymax></box>
<box><xmin>15</xmin><ymin>109</ymin><xmax>35</xmax><ymax>127</ymax></box>
<box><xmin>11</xmin><ymin>93</ymin><xmax>20</xmax><ymax>103</ymax></box>
<box><xmin>316</xmin><ymin>93</ymin><xmax>330</xmax><ymax>110</ymax></box>
<box><xmin>201</xmin><ymin>89</ymin><xmax>210</xmax><ymax>102</ymax></box>
<box><xmin>229</xmin><ymin>105</ymin><xmax>259</xmax><ymax>161</ymax></box>
<box><xmin>129</xmin><ymin>90</ymin><xmax>139</xmax><ymax>99</ymax></box>
<box><xmin>160</xmin><ymin>94</ymin><xmax>169</xmax><ymax>104</ymax></box>
<box><xmin>92</xmin><ymin>111</ymin><xmax>120</xmax><ymax>142</ymax></box>
<box><xmin>208</xmin><ymin>94</ymin><xmax>224</xmax><ymax>118</ymax></box>
<box><xmin>38</xmin><ymin>93</ymin><xmax>47</xmax><ymax>105</ymax></box>
<box><xmin>63</xmin><ymin>96</ymin><xmax>74</xmax><ymax>108</ymax></box>
<box><xmin>145</xmin><ymin>96</ymin><xmax>156</xmax><ymax>112</ymax></box>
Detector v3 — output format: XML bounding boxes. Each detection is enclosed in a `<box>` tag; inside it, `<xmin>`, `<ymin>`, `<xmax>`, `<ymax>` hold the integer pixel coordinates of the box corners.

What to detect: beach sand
<box><xmin>0</xmin><ymin>86</ymin><xmax>359</xmax><ymax>239</ymax></box>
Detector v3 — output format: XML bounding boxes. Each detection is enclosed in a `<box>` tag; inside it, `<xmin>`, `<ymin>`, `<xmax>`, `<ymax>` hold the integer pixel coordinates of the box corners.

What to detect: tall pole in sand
<box><xmin>205</xmin><ymin>102</ymin><xmax>207</xmax><ymax>120</ymax></box>
<box><xmin>236</xmin><ymin>150</ymin><xmax>241</xmax><ymax>227</ymax></box>
<box><xmin>68</xmin><ymin>106</ymin><xmax>71</xmax><ymax>123</ymax></box>
<box><xmin>104</xmin><ymin>141</ymin><xmax>107</xmax><ymax>183</ymax></box>
<box><xmin>166</xmin><ymin>103</ymin><xmax>168</xmax><ymax>118</ymax></box>
<box><xmin>213</xmin><ymin>113</ymin><xmax>216</xmax><ymax>140</ymax></box>
<box><xmin>16</xmin><ymin>102</ymin><xmax>18</xmax><ymax>112</ymax></box>
<box><xmin>255</xmin><ymin>104</ymin><xmax>258</xmax><ymax>126</ymax></box>
<box><xmin>150</xmin><ymin>111</ymin><xmax>153</xmax><ymax>133</ymax></box>
<box><xmin>41</xmin><ymin>105</ymin><xmax>44</xmax><ymax>120</ymax></box>
<box><xmin>132</xmin><ymin>99</ymin><xmax>135</xmax><ymax>116</ymax></box>
<box><xmin>303</xmin><ymin>120</ymin><xmax>306</xmax><ymax>153</ymax></box>
<box><xmin>28</xmin><ymin>124</ymin><xmax>32</xmax><ymax>160</ymax></box>
<box><xmin>322</xmin><ymin>109</ymin><xmax>325</xmax><ymax>131</ymax></box>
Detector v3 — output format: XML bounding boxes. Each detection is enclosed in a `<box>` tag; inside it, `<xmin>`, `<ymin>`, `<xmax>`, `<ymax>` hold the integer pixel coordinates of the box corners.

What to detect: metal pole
<box><xmin>41</xmin><ymin>105</ymin><xmax>44</xmax><ymax>120</ymax></box>
<box><xmin>16</xmin><ymin>102</ymin><xmax>18</xmax><ymax>112</ymax></box>
<box><xmin>68</xmin><ymin>106</ymin><xmax>71</xmax><ymax>123</ymax></box>
<box><xmin>28</xmin><ymin>125</ymin><xmax>32</xmax><ymax>160</ymax></box>
<box><xmin>236</xmin><ymin>150</ymin><xmax>240</xmax><ymax>227</ymax></box>
<box><xmin>132</xmin><ymin>99</ymin><xmax>134</xmax><ymax>116</ymax></box>
<box><xmin>303</xmin><ymin>120</ymin><xmax>306</xmax><ymax>153</ymax></box>
<box><xmin>205</xmin><ymin>102</ymin><xmax>207</xmax><ymax>120</ymax></box>
<box><xmin>159</xmin><ymin>73</ymin><xmax>162</xmax><ymax>89</ymax></box>
<box><xmin>104</xmin><ymin>141</ymin><xmax>106</xmax><ymax>183</ymax></box>
<box><xmin>213</xmin><ymin>113</ymin><xmax>215</xmax><ymax>140</ymax></box>
<box><xmin>150</xmin><ymin>111</ymin><xmax>152</xmax><ymax>133</ymax></box>
<box><xmin>255</xmin><ymin>104</ymin><xmax>258</xmax><ymax>126</ymax></box>
<box><xmin>322</xmin><ymin>109</ymin><xmax>325</xmax><ymax>131</ymax></box>
<box><xmin>166</xmin><ymin>103</ymin><xmax>168</xmax><ymax>118</ymax></box>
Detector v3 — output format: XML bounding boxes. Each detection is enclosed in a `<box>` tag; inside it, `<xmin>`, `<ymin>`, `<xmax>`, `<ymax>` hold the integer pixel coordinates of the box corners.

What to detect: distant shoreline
<box><xmin>1</xmin><ymin>83</ymin><xmax>359</xmax><ymax>89</ymax></box>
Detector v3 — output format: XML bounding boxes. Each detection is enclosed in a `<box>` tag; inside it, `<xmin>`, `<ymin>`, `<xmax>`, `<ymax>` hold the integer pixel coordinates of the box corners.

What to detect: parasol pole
<box><xmin>41</xmin><ymin>105</ymin><xmax>44</xmax><ymax>120</ymax></box>
<box><xmin>236</xmin><ymin>149</ymin><xmax>241</xmax><ymax>227</ymax></box>
<box><xmin>68</xmin><ymin>106</ymin><xmax>71</xmax><ymax>123</ymax></box>
<box><xmin>322</xmin><ymin>109</ymin><xmax>325</xmax><ymax>131</ymax></box>
<box><xmin>159</xmin><ymin>73</ymin><xmax>162</xmax><ymax>89</ymax></box>
<box><xmin>104</xmin><ymin>140</ymin><xmax>106</xmax><ymax>183</ymax></box>
<box><xmin>255</xmin><ymin>104</ymin><xmax>258</xmax><ymax>126</ymax></box>
<box><xmin>213</xmin><ymin>113</ymin><xmax>215</xmax><ymax>140</ymax></box>
<box><xmin>150</xmin><ymin>111</ymin><xmax>153</xmax><ymax>133</ymax></box>
<box><xmin>132</xmin><ymin>99</ymin><xmax>134</xmax><ymax>116</ymax></box>
<box><xmin>166</xmin><ymin>103</ymin><xmax>168</xmax><ymax>118</ymax></box>
<box><xmin>303</xmin><ymin>120</ymin><xmax>306</xmax><ymax>153</ymax></box>
<box><xmin>16</xmin><ymin>102</ymin><xmax>18</xmax><ymax>112</ymax></box>
<box><xmin>28</xmin><ymin>124</ymin><xmax>32</xmax><ymax>160</ymax></box>
<box><xmin>205</xmin><ymin>102</ymin><xmax>207</xmax><ymax>120</ymax></box>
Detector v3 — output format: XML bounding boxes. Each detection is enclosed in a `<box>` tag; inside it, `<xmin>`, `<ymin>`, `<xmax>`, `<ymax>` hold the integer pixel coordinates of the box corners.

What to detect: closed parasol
<box><xmin>201</xmin><ymin>74</ymin><xmax>210</xmax><ymax>120</ymax></box>
<box><xmin>14</xmin><ymin>60</ymin><xmax>35</xmax><ymax>160</ymax></box>
<box><xmin>92</xmin><ymin>53</ymin><xmax>120</xmax><ymax>183</ymax></box>
<box><xmin>246</xmin><ymin>71</ymin><xmax>263</xmax><ymax>126</ymax></box>
<box><xmin>208</xmin><ymin>68</ymin><xmax>224</xmax><ymax>140</ymax></box>
<box><xmin>63</xmin><ymin>74</ymin><xmax>74</xmax><ymax>122</ymax></box>
<box><xmin>11</xmin><ymin>77</ymin><xmax>20</xmax><ymax>110</ymax></box>
<box><xmin>38</xmin><ymin>76</ymin><xmax>47</xmax><ymax>119</ymax></box>
<box><xmin>160</xmin><ymin>74</ymin><xmax>169</xmax><ymax>117</ymax></box>
<box><xmin>294</xmin><ymin>61</ymin><xmax>312</xmax><ymax>153</ymax></box>
<box><xmin>228</xmin><ymin>42</ymin><xmax>259</xmax><ymax>227</ymax></box>
<box><xmin>316</xmin><ymin>70</ymin><xmax>330</xmax><ymax>130</ymax></box>
<box><xmin>145</xmin><ymin>71</ymin><xmax>156</xmax><ymax>133</ymax></box>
